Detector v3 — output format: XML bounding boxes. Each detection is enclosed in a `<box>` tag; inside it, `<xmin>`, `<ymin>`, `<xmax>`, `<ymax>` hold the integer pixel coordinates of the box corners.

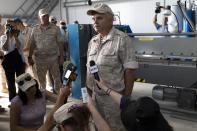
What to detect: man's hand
<box><xmin>60</xmin><ymin>85</ymin><xmax>71</xmax><ymax>97</ymax></box>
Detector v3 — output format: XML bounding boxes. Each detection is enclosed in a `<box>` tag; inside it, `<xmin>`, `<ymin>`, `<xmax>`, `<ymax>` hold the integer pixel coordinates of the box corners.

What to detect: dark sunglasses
<box><xmin>18</xmin><ymin>76</ymin><xmax>32</xmax><ymax>86</ymax></box>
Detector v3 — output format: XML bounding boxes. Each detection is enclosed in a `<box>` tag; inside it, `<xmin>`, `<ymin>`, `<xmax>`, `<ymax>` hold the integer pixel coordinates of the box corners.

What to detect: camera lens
<box><xmin>155</xmin><ymin>7</ymin><xmax>161</xmax><ymax>13</ymax></box>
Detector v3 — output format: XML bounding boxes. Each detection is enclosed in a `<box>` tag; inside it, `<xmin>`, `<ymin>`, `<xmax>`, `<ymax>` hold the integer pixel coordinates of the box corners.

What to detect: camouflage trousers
<box><xmin>95</xmin><ymin>92</ymin><xmax>127</xmax><ymax>131</ymax></box>
<box><xmin>32</xmin><ymin>57</ymin><xmax>62</xmax><ymax>92</ymax></box>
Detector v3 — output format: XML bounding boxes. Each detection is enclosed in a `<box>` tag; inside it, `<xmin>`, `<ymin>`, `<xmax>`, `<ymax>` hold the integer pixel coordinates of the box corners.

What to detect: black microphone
<box><xmin>89</xmin><ymin>60</ymin><xmax>100</xmax><ymax>81</ymax></box>
<box><xmin>89</xmin><ymin>60</ymin><xmax>101</xmax><ymax>90</ymax></box>
<box><xmin>63</xmin><ymin>63</ymin><xmax>77</xmax><ymax>86</ymax></box>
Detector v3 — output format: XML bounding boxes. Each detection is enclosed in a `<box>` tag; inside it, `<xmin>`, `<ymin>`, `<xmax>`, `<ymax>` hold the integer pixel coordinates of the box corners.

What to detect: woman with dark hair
<box><xmin>10</xmin><ymin>73</ymin><xmax>58</xmax><ymax>131</ymax></box>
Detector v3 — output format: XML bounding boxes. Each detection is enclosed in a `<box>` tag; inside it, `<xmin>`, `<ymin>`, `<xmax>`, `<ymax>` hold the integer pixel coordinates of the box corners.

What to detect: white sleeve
<box><xmin>0</xmin><ymin>35</ymin><xmax>7</xmax><ymax>49</ymax></box>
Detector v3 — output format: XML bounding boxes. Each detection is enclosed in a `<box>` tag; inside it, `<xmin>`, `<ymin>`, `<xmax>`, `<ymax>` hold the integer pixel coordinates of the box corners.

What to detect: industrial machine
<box><xmin>131</xmin><ymin>32</ymin><xmax>197</xmax><ymax>120</ymax></box>
<box><xmin>132</xmin><ymin>33</ymin><xmax>197</xmax><ymax>88</ymax></box>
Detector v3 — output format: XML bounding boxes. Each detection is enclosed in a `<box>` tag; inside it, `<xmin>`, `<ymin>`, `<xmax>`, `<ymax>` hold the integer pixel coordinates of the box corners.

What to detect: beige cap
<box><xmin>16</xmin><ymin>73</ymin><xmax>36</xmax><ymax>92</ymax></box>
<box><xmin>49</xmin><ymin>16</ymin><xmax>57</xmax><ymax>22</ymax></box>
<box><xmin>87</xmin><ymin>3</ymin><xmax>113</xmax><ymax>16</ymax></box>
<box><xmin>38</xmin><ymin>8</ymin><xmax>49</xmax><ymax>17</ymax></box>
<box><xmin>54</xmin><ymin>101</ymin><xmax>82</xmax><ymax>124</ymax></box>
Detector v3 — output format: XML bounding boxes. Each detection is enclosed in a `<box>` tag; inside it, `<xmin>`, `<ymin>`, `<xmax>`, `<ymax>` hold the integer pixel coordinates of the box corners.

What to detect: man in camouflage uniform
<box><xmin>28</xmin><ymin>8</ymin><xmax>64</xmax><ymax>92</ymax></box>
<box><xmin>86</xmin><ymin>3</ymin><xmax>138</xmax><ymax>131</ymax></box>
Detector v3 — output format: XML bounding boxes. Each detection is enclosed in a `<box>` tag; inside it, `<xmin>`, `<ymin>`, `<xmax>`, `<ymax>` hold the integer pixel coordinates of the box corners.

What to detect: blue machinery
<box><xmin>68</xmin><ymin>24</ymin><xmax>94</xmax><ymax>99</ymax></box>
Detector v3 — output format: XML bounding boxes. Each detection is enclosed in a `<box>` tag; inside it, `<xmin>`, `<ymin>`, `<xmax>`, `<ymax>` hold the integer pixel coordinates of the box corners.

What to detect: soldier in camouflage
<box><xmin>86</xmin><ymin>3</ymin><xmax>138</xmax><ymax>131</ymax></box>
<box><xmin>28</xmin><ymin>8</ymin><xmax>64</xmax><ymax>93</ymax></box>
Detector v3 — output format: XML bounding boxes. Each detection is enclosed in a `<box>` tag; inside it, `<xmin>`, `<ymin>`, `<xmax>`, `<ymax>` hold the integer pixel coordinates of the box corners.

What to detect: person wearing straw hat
<box><xmin>39</xmin><ymin>98</ymin><xmax>111</xmax><ymax>131</ymax></box>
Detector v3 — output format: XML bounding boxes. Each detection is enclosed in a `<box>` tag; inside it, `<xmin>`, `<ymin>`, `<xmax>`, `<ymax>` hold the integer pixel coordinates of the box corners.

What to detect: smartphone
<box><xmin>63</xmin><ymin>70</ymin><xmax>72</xmax><ymax>86</ymax></box>
<box><xmin>65</xmin><ymin>70</ymin><xmax>72</xmax><ymax>79</ymax></box>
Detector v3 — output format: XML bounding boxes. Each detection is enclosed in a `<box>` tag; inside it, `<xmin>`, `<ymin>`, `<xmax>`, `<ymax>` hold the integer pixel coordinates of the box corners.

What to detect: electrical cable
<box><xmin>177</xmin><ymin>0</ymin><xmax>195</xmax><ymax>32</ymax></box>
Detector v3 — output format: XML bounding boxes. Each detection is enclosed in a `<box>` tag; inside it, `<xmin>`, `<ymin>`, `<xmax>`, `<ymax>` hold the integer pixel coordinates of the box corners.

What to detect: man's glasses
<box><xmin>18</xmin><ymin>76</ymin><xmax>32</xmax><ymax>86</ymax></box>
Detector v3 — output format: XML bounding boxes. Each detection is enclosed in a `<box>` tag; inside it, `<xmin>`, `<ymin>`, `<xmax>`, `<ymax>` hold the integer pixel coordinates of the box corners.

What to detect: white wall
<box><xmin>61</xmin><ymin>0</ymin><xmax>166</xmax><ymax>33</ymax></box>
<box><xmin>50</xmin><ymin>0</ymin><xmax>177</xmax><ymax>33</ymax></box>
<box><xmin>50</xmin><ymin>0</ymin><xmax>68</xmax><ymax>23</ymax></box>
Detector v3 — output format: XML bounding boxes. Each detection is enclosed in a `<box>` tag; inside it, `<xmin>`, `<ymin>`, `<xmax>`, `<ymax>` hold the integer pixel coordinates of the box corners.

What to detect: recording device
<box><xmin>89</xmin><ymin>60</ymin><xmax>100</xmax><ymax>81</ymax></box>
<box><xmin>5</xmin><ymin>20</ymin><xmax>19</xmax><ymax>34</ymax></box>
<box><xmin>81</xmin><ymin>87</ymin><xmax>89</xmax><ymax>103</ymax></box>
<box><xmin>89</xmin><ymin>60</ymin><xmax>101</xmax><ymax>90</ymax></box>
<box><xmin>6</xmin><ymin>23</ymin><xmax>15</xmax><ymax>34</ymax></box>
<box><xmin>155</xmin><ymin>2</ymin><xmax>164</xmax><ymax>14</ymax></box>
<box><xmin>155</xmin><ymin>6</ymin><xmax>163</xmax><ymax>13</ymax></box>
<box><xmin>155</xmin><ymin>3</ymin><xmax>171</xmax><ymax>16</ymax></box>
<box><xmin>63</xmin><ymin>63</ymin><xmax>77</xmax><ymax>86</ymax></box>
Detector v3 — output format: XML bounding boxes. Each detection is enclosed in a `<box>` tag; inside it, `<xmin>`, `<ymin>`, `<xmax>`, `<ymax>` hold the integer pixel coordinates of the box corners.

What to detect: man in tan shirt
<box><xmin>28</xmin><ymin>8</ymin><xmax>64</xmax><ymax>92</ymax></box>
<box><xmin>86</xmin><ymin>3</ymin><xmax>138</xmax><ymax>131</ymax></box>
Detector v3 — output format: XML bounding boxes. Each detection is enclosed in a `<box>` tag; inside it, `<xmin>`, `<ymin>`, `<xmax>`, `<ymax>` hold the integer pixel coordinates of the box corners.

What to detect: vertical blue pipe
<box><xmin>183</xmin><ymin>9</ymin><xmax>195</xmax><ymax>32</ymax></box>
<box><xmin>68</xmin><ymin>24</ymin><xmax>82</xmax><ymax>99</ymax></box>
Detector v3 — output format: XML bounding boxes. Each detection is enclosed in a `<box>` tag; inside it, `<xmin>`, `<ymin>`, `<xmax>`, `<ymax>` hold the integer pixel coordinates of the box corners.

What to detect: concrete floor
<box><xmin>0</xmin><ymin>82</ymin><xmax>197</xmax><ymax>131</ymax></box>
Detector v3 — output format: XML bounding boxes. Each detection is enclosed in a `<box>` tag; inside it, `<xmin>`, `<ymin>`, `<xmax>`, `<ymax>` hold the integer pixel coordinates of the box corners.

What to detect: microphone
<box><xmin>89</xmin><ymin>60</ymin><xmax>101</xmax><ymax>90</ymax></box>
<box><xmin>89</xmin><ymin>60</ymin><xmax>100</xmax><ymax>81</ymax></box>
<box><xmin>63</xmin><ymin>63</ymin><xmax>77</xmax><ymax>86</ymax></box>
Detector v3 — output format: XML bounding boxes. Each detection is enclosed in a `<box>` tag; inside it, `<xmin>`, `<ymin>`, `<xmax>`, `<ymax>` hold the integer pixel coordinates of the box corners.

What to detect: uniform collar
<box><xmin>105</xmin><ymin>27</ymin><xmax>115</xmax><ymax>41</ymax></box>
<box><xmin>92</xmin><ymin>27</ymin><xmax>115</xmax><ymax>43</ymax></box>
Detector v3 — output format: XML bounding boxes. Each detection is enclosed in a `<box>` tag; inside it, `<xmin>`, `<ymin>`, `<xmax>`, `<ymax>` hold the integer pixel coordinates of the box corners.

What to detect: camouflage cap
<box><xmin>87</xmin><ymin>3</ymin><xmax>114</xmax><ymax>16</ymax></box>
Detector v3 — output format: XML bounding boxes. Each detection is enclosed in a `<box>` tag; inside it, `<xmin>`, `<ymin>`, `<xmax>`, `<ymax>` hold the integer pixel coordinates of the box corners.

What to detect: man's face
<box><xmin>40</xmin><ymin>14</ymin><xmax>49</xmax><ymax>25</ymax></box>
<box><xmin>91</xmin><ymin>13</ymin><xmax>113</xmax><ymax>34</ymax></box>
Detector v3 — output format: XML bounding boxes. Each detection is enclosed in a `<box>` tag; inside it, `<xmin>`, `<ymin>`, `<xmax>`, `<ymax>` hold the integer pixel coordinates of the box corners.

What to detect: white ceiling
<box><xmin>1</xmin><ymin>0</ymin><xmax>24</xmax><ymax>15</ymax></box>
